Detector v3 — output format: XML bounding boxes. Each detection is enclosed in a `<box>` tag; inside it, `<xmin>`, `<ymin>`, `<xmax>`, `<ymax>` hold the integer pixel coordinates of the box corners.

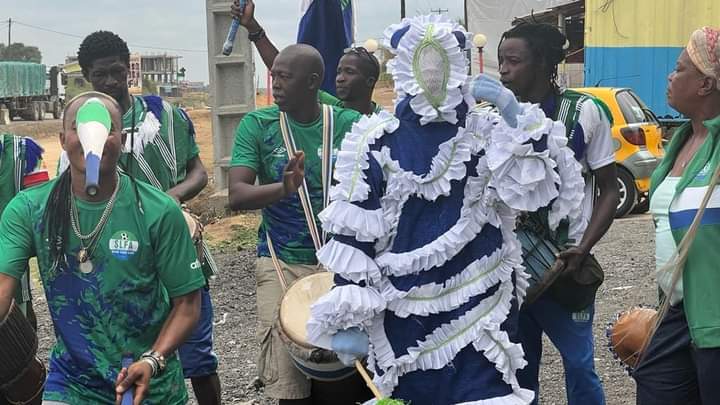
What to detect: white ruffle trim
<box><xmin>472</xmin><ymin>329</ymin><xmax>527</xmax><ymax>391</ymax></box>
<box><xmin>363</xmin><ymin>390</ymin><xmax>534</xmax><ymax>405</ymax></box>
<box><xmin>546</xmin><ymin>124</ymin><xmax>585</xmax><ymax>231</ymax></box>
<box><xmin>317</xmin><ymin>239</ymin><xmax>383</xmax><ymax>284</ymax></box>
<box><xmin>369</xmin><ymin>126</ymin><xmax>485</xmax><ymax>254</ymax></box>
<box><xmin>380</xmin><ymin>247</ymin><xmax>515</xmax><ymax>318</ymax></box>
<box><xmin>319</xmin><ymin>200</ymin><xmax>389</xmax><ymax>243</ymax></box>
<box><xmin>378</xmin><ymin>127</ymin><xmax>475</xmax><ymax>201</ymax></box>
<box><xmin>482</xmin><ymin>104</ymin><xmax>562</xmax><ymax>212</ymax></box>
<box><xmin>375</xmin><ymin>170</ymin><xmax>499</xmax><ymax>276</ymax></box>
<box><xmin>383</xmin><ymin>14</ymin><xmax>472</xmax><ymax>124</ymax></box>
<box><xmin>123</xmin><ymin>110</ymin><xmax>161</xmax><ymax>155</ymax></box>
<box><xmin>331</xmin><ymin>111</ymin><xmax>399</xmax><ymax>203</ymax></box>
<box><xmin>307</xmin><ymin>284</ymin><xmax>386</xmax><ymax>348</ymax></box>
<box><xmin>371</xmin><ymin>279</ymin><xmax>515</xmax><ymax>395</ymax></box>
<box><xmin>454</xmin><ymin>390</ymin><xmax>535</xmax><ymax>405</ymax></box>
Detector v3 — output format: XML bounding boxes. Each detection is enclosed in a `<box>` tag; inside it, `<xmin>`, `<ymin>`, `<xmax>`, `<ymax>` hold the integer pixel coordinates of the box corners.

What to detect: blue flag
<box><xmin>297</xmin><ymin>0</ymin><xmax>354</xmax><ymax>95</ymax></box>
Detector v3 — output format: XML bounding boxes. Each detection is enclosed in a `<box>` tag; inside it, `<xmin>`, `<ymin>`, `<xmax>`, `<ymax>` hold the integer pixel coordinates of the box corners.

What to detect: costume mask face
<box><xmin>383</xmin><ymin>15</ymin><xmax>473</xmax><ymax>125</ymax></box>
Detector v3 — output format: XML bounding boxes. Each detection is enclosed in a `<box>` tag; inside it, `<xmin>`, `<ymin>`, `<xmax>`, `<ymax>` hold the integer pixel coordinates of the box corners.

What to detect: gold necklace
<box><xmin>70</xmin><ymin>174</ymin><xmax>121</xmax><ymax>274</ymax></box>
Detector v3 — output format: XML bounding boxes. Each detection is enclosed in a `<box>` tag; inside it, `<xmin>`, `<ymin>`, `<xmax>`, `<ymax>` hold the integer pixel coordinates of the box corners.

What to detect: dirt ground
<box><xmin>1</xmin><ymin>94</ymin><xmax>656</xmax><ymax>404</ymax></box>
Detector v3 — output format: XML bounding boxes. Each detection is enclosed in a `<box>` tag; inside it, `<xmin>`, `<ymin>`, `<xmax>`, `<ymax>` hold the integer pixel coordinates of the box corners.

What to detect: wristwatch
<box><xmin>141</xmin><ymin>350</ymin><xmax>167</xmax><ymax>377</ymax></box>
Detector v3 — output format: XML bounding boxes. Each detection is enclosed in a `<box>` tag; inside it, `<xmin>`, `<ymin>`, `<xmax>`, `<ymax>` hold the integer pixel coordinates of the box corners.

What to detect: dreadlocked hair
<box><xmin>78</xmin><ymin>31</ymin><xmax>130</xmax><ymax>77</ymax></box>
<box><xmin>500</xmin><ymin>23</ymin><xmax>567</xmax><ymax>94</ymax></box>
<box><xmin>45</xmin><ymin>169</ymin><xmax>72</xmax><ymax>269</ymax></box>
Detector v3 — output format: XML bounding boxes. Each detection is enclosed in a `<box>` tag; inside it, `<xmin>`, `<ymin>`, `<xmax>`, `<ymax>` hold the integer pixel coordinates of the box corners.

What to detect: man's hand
<box><xmin>556</xmin><ymin>246</ymin><xmax>589</xmax><ymax>276</ymax></box>
<box><xmin>115</xmin><ymin>360</ymin><xmax>153</xmax><ymax>405</ymax></box>
<box><xmin>231</xmin><ymin>0</ymin><xmax>260</xmax><ymax>32</ymax></box>
<box><xmin>282</xmin><ymin>151</ymin><xmax>305</xmax><ymax>198</ymax></box>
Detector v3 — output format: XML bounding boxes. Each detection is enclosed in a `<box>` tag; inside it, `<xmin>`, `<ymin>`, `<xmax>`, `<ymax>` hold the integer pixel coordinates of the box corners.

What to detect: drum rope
<box><xmin>278</xmin><ymin>105</ymin><xmax>334</xmax><ymax>252</ymax></box>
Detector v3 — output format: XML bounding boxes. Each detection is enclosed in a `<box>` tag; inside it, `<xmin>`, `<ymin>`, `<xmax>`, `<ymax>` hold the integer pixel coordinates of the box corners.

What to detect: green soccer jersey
<box><xmin>119</xmin><ymin>95</ymin><xmax>200</xmax><ymax>191</ymax></box>
<box><xmin>0</xmin><ymin>174</ymin><xmax>206</xmax><ymax>404</ymax></box>
<box><xmin>231</xmin><ymin>104</ymin><xmax>361</xmax><ymax>264</ymax></box>
<box><xmin>1</xmin><ymin>133</ymin><xmax>49</xmax><ymax>307</ymax></box>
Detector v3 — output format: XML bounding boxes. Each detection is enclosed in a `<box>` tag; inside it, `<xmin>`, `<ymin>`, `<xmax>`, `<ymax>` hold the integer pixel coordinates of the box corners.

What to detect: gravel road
<box><xmin>32</xmin><ymin>213</ymin><xmax>656</xmax><ymax>405</ymax></box>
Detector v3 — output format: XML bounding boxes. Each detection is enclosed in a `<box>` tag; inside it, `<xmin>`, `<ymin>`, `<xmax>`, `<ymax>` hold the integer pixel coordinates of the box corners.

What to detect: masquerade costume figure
<box><xmin>306</xmin><ymin>15</ymin><xmax>584</xmax><ymax>404</ymax></box>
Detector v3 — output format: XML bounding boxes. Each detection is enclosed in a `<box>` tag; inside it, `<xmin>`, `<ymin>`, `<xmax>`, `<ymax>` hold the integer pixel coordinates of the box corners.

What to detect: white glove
<box><xmin>331</xmin><ymin>327</ymin><xmax>369</xmax><ymax>366</ymax></box>
<box><xmin>471</xmin><ymin>74</ymin><xmax>521</xmax><ymax>128</ymax></box>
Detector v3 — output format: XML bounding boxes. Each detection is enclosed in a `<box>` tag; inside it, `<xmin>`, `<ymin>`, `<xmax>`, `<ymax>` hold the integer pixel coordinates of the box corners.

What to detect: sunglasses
<box><xmin>343</xmin><ymin>46</ymin><xmax>380</xmax><ymax>70</ymax></box>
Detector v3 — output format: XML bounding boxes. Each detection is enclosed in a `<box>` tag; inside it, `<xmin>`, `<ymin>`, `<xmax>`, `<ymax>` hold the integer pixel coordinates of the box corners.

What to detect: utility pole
<box><xmin>430</xmin><ymin>8</ymin><xmax>449</xmax><ymax>15</ymax></box>
<box><xmin>401</xmin><ymin>0</ymin><xmax>406</xmax><ymax>19</ymax></box>
<box><xmin>463</xmin><ymin>0</ymin><xmax>468</xmax><ymax>30</ymax></box>
<box><xmin>7</xmin><ymin>18</ymin><xmax>11</xmax><ymax>46</ymax></box>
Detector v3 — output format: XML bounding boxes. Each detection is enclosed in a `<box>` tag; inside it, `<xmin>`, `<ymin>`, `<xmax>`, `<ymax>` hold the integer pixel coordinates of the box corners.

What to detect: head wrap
<box><xmin>686</xmin><ymin>26</ymin><xmax>720</xmax><ymax>89</ymax></box>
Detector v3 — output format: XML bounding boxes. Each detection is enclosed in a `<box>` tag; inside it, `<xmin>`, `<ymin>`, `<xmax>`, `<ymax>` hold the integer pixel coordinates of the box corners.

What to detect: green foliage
<box><xmin>377</xmin><ymin>399</ymin><xmax>408</xmax><ymax>405</ymax></box>
<box><xmin>0</xmin><ymin>43</ymin><xmax>42</xmax><ymax>63</ymax></box>
<box><xmin>212</xmin><ymin>224</ymin><xmax>257</xmax><ymax>252</ymax></box>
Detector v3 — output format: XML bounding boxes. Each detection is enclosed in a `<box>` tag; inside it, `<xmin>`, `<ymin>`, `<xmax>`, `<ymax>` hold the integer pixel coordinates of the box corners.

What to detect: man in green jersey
<box><xmin>229</xmin><ymin>44</ymin><xmax>370</xmax><ymax>404</ymax></box>
<box><xmin>0</xmin><ymin>133</ymin><xmax>48</xmax><ymax>319</ymax></box>
<box><xmin>231</xmin><ymin>0</ymin><xmax>382</xmax><ymax>115</ymax></box>
<box><xmin>0</xmin><ymin>92</ymin><xmax>205</xmax><ymax>404</ymax></box>
<box><xmin>0</xmin><ymin>133</ymin><xmax>49</xmax><ymax>404</ymax></box>
<box><xmin>58</xmin><ymin>30</ymin><xmax>222</xmax><ymax>405</ymax></box>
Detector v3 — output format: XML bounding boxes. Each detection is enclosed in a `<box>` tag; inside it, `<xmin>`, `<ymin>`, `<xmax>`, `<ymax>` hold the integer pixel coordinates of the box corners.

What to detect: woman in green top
<box><xmin>0</xmin><ymin>92</ymin><xmax>205</xmax><ymax>404</ymax></box>
<box><xmin>633</xmin><ymin>27</ymin><xmax>720</xmax><ymax>405</ymax></box>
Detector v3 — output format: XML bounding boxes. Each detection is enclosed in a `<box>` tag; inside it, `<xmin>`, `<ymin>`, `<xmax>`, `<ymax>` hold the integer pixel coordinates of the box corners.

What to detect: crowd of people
<box><xmin>0</xmin><ymin>1</ymin><xmax>719</xmax><ymax>404</ymax></box>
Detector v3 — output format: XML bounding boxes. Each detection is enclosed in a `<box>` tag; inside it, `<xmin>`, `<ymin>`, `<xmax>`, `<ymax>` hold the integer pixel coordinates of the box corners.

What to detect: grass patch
<box><xmin>204</xmin><ymin>213</ymin><xmax>261</xmax><ymax>253</ymax></box>
<box><xmin>212</xmin><ymin>223</ymin><xmax>258</xmax><ymax>252</ymax></box>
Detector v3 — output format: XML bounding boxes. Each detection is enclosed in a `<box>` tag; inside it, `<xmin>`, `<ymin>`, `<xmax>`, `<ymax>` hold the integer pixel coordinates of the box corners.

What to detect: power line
<box><xmin>430</xmin><ymin>8</ymin><xmax>449</xmax><ymax>14</ymax></box>
<box><xmin>12</xmin><ymin>20</ymin><xmax>208</xmax><ymax>53</ymax></box>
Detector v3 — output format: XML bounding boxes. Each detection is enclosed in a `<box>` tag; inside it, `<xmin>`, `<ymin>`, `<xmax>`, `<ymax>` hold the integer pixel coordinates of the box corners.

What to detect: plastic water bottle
<box><xmin>121</xmin><ymin>354</ymin><xmax>135</xmax><ymax>405</ymax></box>
<box><xmin>222</xmin><ymin>0</ymin><xmax>247</xmax><ymax>56</ymax></box>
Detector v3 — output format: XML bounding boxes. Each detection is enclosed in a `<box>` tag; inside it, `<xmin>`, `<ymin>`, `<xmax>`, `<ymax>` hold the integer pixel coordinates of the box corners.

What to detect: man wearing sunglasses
<box><xmin>231</xmin><ymin>0</ymin><xmax>381</xmax><ymax>116</ymax></box>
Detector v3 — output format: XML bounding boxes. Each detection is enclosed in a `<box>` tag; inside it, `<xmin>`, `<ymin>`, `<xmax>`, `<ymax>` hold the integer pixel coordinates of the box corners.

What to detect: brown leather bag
<box><xmin>548</xmin><ymin>254</ymin><xmax>604</xmax><ymax>311</ymax></box>
<box><xmin>607</xmin><ymin>307</ymin><xmax>658</xmax><ymax>369</ymax></box>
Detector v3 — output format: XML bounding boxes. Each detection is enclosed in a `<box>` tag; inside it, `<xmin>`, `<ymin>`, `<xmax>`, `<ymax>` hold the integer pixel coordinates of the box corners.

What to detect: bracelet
<box><xmin>140</xmin><ymin>350</ymin><xmax>166</xmax><ymax>377</ymax></box>
<box><xmin>248</xmin><ymin>28</ymin><xmax>266</xmax><ymax>42</ymax></box>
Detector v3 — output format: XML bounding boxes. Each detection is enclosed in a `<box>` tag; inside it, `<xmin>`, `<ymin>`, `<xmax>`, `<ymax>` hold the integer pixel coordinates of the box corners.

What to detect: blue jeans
<box><xmin>633</xmin><ymin>303</ymin><xmax>720</xmax><ymax>405</ymax></box>
<box><xmin>178</xmin><ymin>286</ymin><xmax>218</xmax><ymax>378</ymax></box>
<box><xmin>517</xmin><ymin>294</ymin><xmax>605</xmax><ymax>405</ymax></box>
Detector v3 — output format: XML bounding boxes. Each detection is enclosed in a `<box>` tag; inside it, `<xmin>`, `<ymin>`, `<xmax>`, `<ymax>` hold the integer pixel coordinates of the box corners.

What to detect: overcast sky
<box><xmin>2</xmin><ymin>0</ymin><xmax>464</xmax><ymax>84</ymax></box>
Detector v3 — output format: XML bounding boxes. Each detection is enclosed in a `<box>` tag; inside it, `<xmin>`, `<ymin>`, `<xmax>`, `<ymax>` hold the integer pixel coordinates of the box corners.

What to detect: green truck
<box><xmin>0</xmin><ymin>61</ymin><xmax>62</xmax><ymax>123</ymax></box>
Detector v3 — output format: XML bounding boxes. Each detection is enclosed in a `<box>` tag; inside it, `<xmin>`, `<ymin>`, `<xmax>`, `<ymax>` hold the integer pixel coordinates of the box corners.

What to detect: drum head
<box><xmin>182</xmin><ymin>211</ymin><xmax>198</xmax><ymax>237</ymax></box>
<box><xmin>279</xmin><ymin>272</ymin><xmax>334</xmax><ymax>349</ymax></box>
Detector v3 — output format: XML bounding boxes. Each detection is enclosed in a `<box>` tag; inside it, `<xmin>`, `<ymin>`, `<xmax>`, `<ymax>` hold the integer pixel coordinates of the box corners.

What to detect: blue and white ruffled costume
<box><xmin>307</xmin><ymin>15</ymin><xmax>584</xmax><ymax>405</ymax></box>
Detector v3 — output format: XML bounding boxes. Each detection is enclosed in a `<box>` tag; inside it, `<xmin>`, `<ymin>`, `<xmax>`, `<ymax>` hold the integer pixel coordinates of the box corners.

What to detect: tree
<box><xmin>0</xmin><ymin>43</ymin><xmax>42</xmax><ymax>63</ymax></box>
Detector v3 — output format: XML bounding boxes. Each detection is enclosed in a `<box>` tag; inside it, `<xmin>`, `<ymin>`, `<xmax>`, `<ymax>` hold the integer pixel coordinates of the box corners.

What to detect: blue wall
<box><xmin>584</xmin><ymin>47</ymin><xmax>684</xmax><ymax>118</ymax></box>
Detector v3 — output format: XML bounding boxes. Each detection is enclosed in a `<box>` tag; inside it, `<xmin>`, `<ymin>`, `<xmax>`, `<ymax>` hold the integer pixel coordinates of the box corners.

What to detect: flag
<box><xmin>297</xmin><ymin>0</ymin><xmax>354</xmax><ymax>95</ymax></box>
